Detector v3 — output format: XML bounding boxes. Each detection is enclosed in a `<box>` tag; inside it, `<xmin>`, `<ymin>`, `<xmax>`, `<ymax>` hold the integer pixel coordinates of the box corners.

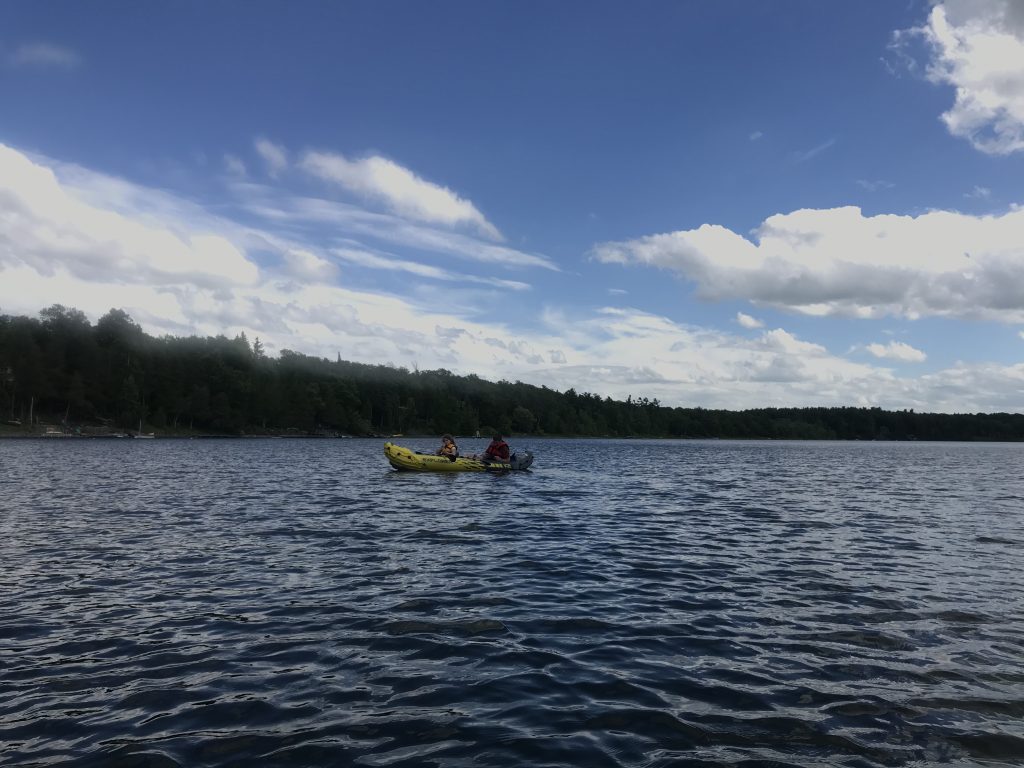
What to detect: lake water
<box><xmin>2</xmin><ymin>438</ymin><xmax>1023</xmax><ymax>767</ymax></box>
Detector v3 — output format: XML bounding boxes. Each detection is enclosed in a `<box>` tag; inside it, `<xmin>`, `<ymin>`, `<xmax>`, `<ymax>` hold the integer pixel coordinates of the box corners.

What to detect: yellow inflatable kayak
<box><xmin>384</xmin><ymin>442</ymin><xmax>534</xmax><ymax>472</ymax></box>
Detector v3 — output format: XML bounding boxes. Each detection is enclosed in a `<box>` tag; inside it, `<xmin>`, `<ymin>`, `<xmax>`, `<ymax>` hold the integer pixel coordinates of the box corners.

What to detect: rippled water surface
<box><xmin>2</xmin><ymin>438</ymin><xmax>1024</xmax><ymax>767</ymax></box>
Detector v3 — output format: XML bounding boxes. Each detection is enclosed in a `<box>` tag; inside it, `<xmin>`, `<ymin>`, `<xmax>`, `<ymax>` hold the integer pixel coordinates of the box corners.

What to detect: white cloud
<box><xmin>736</xmin><ymin>312</ymin><xmax>764</xmax><ymax>329</ymax></box>
<box><xmin>865</xmin><ymin>340</ymin><xmax>928</xmax><ymax>362</ymax></box>
<box><xmin>332</xmin><ymin>247</ymin><xmax>529</xmax><ymax>290</ymax></box>
<box><xmin>533</xmin><ymin>309</ymin><xmax>893</xmax><ymax>405</ymax></box>
<box><xmin>760</xmin><ymin>328</ymin><xmax>826</xmax><ymax>356</ymax></box>
<box><xmin>8</xmin><ymin>42</ymin><xmax>81</xmax><ymax>69</ymax></box>
<box><xmin>527</xmin><ymin>309</ymin><xmax>1024</xmax><ymax>412</ymax></box>
<box><xmin>593</xmin><ymin>204</ymin><xmax>1024</xmax><ymax>322</ymax></box>
<box><xmin>254</xmin><ymin>138</ymin><xmax>288</xmax><ymax>177</ymax></box>
<box><xmin>282</xmin><ymin>249</ymin><xmax>338</xmax><ymax>281</ymax></box>
<box><xmin>232</xmin><ymin>183</ymin><xmax>557</xmax><ymax>270</ymax></box>
<box><xmin>4</xmin><ymin>141</ymin><xmax>1023</xmax><ymax>414</ymax></box>
<box><xmin>4</xmin><ymin>263</ymin><xmax>1023</xmax><ymax>413</ymax></box>
<box><xmin>965</xmin><ymin>184</ymin><xmax>991</xmax><ymax>198</ymax></box>
<box><xmin>856</xmin><ymin>179</ymin><xmax>895</xmax><ymax>192</ymax></box>
<box><xmin>0</xmin><ymin>141</ymin><xmax>545</xmax><ymax>341</ymax></box>
<box><xmin>793</xmin><ymin>137</ymin><xmax>836</xmax><ymax>162</ymax></box>
<box><xmin>608</xmin><ymin>287</ymin><xmax>628</xmax><ymax>295</ymax></box>
<box><xmin>301</xmin><ymin>150</ymin><xmax>503</xmax><ymax>240</ymax></box>
<box><xmin>224</xmin><ymin>154</ymin><xmax>246</xmax><ymax>176</ymax></box>
<box><xmin>914</xmin><ymin>1</ymin><xmax>1024</xmax><ymax>154</ymax></box>
<box><xmin>749</xmin><ymin>131</ymin><xmax>764</xmax><ymax>141</ymax></box>
<box><xmin>0</xmin><ymin>144</ymin><xmax>258</xmax><ymax>289</ymax></box>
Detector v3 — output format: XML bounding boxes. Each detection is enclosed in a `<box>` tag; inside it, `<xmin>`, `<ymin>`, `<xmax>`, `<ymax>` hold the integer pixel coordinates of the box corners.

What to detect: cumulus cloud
<box><xmin>254</xmin><ymin>138</ymin><xmax>288</xmax><ymax>176</ymax></box>
<box><xmin>531</xmin><ymin>309</ymin><xmax>1024</xmax><ymax>412</ymax></box>
<box><xmin>865</xmin><ymin>340</ymin><xmax>928</xmax><ymax>362</ymax></box>
<box><xmin>538</xmin><ymin>309</ymin><xmax>890</xmax><ymax>404</ymax></box>
<box><xmin>8</xmin><ymin>42</ymin><xmax>81</xmax><ymax>69</ymax></box>
<box><xmin>911</xmin><ymin>0</ymin><xmax>1024</xmax><ymax>154</ymax></box>
<box><xmin>760</xmin><ymin>328</ymin><xmax>826</xmax><ymax>355</ymax></box>
<box><xmin>301</xmin><ymin>150</ymin><xmax>503</xmax><ymax>240</ymax></box>
<box><xmin>736</xmin><ymin>312</ymin><xmax>764</xmax><ymax>329</ymax></box>
<box><xmin>593</xmin><ymin>204</ymin><xmax>1024</xmax><ymax>322</ymax></box>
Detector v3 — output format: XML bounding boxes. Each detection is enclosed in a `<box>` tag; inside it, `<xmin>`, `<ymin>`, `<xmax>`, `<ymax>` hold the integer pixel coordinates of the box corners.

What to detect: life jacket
<box><xmin>485</xmin><ymin>440</ymin><xmax>510</xmax><ymax>461</ymax></box>
<box><xmin>440</xmin><ymin>441</ymin><xmax>458</xmax><ymax>457</ymax></box>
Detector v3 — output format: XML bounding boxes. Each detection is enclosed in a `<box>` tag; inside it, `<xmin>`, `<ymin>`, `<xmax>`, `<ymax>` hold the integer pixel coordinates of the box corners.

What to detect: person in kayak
<box><xmin>436</xmin><ymin>433</ymin><xmax>459</xmax><ymax>461</ymax></box>
<box><xmin>479</xmin><ymin>434</ymin><xmax>510</xmax><ymax>463</ymax></box>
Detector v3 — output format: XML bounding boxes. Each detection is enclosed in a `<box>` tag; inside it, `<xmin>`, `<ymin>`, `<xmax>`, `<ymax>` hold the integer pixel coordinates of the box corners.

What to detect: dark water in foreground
<box><xmin>2</xmin><ymin>438</ymin><xmax>1023</xmax><ymax>767</ymax></box>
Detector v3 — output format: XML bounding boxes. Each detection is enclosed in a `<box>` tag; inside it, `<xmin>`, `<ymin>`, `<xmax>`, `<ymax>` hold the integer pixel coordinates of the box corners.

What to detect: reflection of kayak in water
<box><xmin>383</xmin><ymin>442</ymin><xmax>534</xmax><ymax>472</ymax></box>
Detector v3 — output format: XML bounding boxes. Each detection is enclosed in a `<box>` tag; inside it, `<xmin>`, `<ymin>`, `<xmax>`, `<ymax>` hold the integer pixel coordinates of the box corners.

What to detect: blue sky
<box><xmin>2</xmin><ymin>0</ymin><xmax>1023</xmax><ymax>411</ymax></box>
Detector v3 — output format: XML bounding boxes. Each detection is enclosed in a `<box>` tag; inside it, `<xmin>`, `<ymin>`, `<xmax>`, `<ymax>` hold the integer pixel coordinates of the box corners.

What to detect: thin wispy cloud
<box><xmin>879</xmin><ymin>54</ymin><xmax>901</xmax><ymax>77</ymax></box>
<box><xmin>964</xmin><ymin>184</ymin><xmax>991</xmax><ymax>199</ymax></box>
<box><xmin>224</xmin><ymin>154</ymin><xmax>247</xmax><ymax>176</ymax></box>
<box><xmin>332</xmin><ymin>247</ymin><xmax>530</xmax><ymax>290</ymax></box>
<box><xmin>254</xmin><ymin>138</ymin><xmax>288</xmax><ymax>177</ymax></box>
<box><xmin>793</xmin><ymin>138</ymin><xmax>837</xmax><ymax>162</ymax></box>
<box><xmin>749</xmin><ymin>130</ymin><xmax>764</xmax><ymax>141</ymax></box>
<box><xmin>856</xmin><ymin>179</ymin><xmax>895</xmax><ymax>192</ymax></box>
<box><xmin>301</xmin><ymin>150</ymin><xmax>503</xmax><ymax>241</ymax></box>
<box><xmin>230</xmin><ymin>182</ymin><xmax>558</xmax><ymax>271</ymax></box>
<box><xmin>8</xmin><ymin>42</ymin><xmax>81</xmax><ymax>69</ymax></box>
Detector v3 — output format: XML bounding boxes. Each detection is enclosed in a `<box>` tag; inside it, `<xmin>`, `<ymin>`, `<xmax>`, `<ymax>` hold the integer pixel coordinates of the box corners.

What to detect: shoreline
<box><xmin>2</xmin><ymin>429</ymin><xmax>1022</xmax><ymax>443</ymax></box>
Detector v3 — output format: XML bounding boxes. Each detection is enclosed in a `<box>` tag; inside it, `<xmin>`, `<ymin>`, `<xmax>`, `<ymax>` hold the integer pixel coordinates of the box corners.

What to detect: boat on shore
<box><xmin>384</xmin><ymin>442</ymin><xmax>534</xmax><ymax>472</ymax></box>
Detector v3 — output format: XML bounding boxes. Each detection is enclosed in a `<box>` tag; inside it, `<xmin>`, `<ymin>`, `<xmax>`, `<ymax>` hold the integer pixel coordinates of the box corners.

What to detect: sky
<box><xmin>1</xmin><ymin>0</ymin><xmax>1023</xmax><ymax>413</ymax></box>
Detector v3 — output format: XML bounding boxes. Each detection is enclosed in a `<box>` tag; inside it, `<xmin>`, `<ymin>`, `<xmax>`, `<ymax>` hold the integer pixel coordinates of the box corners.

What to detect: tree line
<box><xmin>2</xmin><ymin>305</ymin><xmax>1022</xmax><ymax>441</ymax></box>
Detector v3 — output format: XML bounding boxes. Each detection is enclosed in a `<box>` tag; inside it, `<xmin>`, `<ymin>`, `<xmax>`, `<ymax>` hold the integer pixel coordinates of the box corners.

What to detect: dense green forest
<box><xmin>2</xmin><ymin>305</ymin><xmax>1023</xmax><ymax>441</ymax></box>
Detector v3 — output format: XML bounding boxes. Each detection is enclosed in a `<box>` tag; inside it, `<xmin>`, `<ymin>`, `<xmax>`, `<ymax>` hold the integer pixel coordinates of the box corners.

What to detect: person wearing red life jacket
<box><xmin>479</xmin><ymin>434</ymin><xmax>510</xmax><ymax>463</ymax></box>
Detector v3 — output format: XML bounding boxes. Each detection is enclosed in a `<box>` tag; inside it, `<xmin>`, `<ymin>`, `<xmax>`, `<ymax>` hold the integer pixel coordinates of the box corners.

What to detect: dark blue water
<box><xmin>2</xmin><ymin>438</ymin><xmax>1023</xmax><ymax>767</ymax></box>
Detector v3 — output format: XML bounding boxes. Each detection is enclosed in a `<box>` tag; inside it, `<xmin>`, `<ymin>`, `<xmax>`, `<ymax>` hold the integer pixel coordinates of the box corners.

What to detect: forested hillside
<box><xmin>2</xmin><ymin>306</ymin><xmax>1022</xmax><ymax>441</ymax></box>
